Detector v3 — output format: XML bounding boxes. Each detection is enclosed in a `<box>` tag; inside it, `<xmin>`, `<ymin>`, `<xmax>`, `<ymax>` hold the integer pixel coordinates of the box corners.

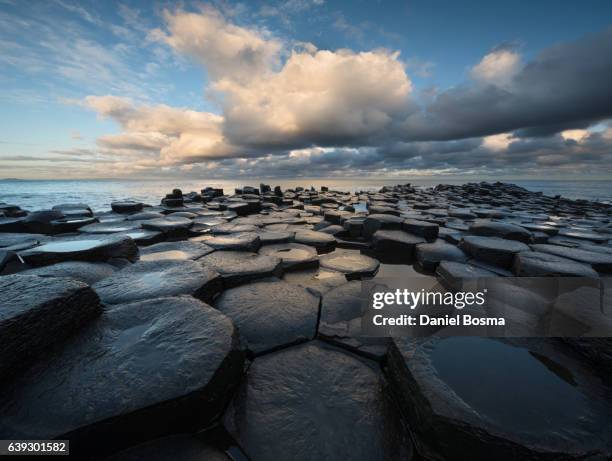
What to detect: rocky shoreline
<box><xmin>1</xmin><ymin>181</ymin><xmax>612</xmax><ymax>460</ymax></box>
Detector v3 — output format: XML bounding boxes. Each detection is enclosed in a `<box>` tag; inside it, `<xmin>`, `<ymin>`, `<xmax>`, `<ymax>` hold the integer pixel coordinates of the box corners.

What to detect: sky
<box><xmin>1</xmin><ymin>0</ymin><xmax>612</xmax><ymax>180</ymax></box>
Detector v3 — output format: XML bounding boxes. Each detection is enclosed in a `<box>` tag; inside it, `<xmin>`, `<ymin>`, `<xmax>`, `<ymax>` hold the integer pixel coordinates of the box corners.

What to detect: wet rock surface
<box><xmin>192</xmin><ymin>232</ymin><xmax>261</xmax><ymax>252</ymax></box>
<box><xmin>21</xmin><ymin>261</ymin><xmax>118</xmax><ymax>284</ymax></box>
<box><xmin>200</xmin><ymin>250</ymin><xmax>283</xmax><ymax>287</ymax></box>
<box><xmin>0</xmin><ymin>296</ymin><xmax>244</xmax><ymax>457</ymax></box>
<box><xmin>513</xmin><ymin>251</ymin><xmax>599</xmax><ymax>277</ymax></box>
<box><xmin>259</xmin><ymin>242</ymin><xmax>318</xmax><ymax>271</ymax></box>
<box><xmin>460</xmin><ymin>236</ymin><xmax>530</xmax><ymax>269</ymax></box>
<box><xmin>139</xmin><ymin>241</ymin><xmax>214</xmax><ymax>262</ymax></box>
<box><xmin>224</xmin><ymin>341</ymin><xmax>413</xmax><ymax>461</ymax></box>
<box><xmin>416</xmin><ymin>239</ymin><xmax>468</xmax><ymax>271</ymax></box>
<box><xmin>320</xmin><ymin>251</ymin><xmax>380</xmax><ymax>279</ymax></box>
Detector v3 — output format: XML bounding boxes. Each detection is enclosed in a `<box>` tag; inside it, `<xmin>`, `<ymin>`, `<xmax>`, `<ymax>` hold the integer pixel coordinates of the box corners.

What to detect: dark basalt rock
<box><xmin>402</xmin><ymin>219</ymin><xmax>439</xmax><ymax>240</ymax></box>
<box><xmin>49</xmin><ymin>216</ymin><xmax>97</xmax><ymax>234</ymax></box>
<box><xmin>102</xmin><ymin>434</ymin><xmax>231</xmax><ymax>461</ymax></box>
<box><xmin>114</xmin><ymin>229</ymin><xmax>165</xmax><ymax>246</ymax></box>
<box><xmin>318</xmin><ymin>224</ymin><xmax>344</xmax><ymax>235</ymax></box>
<box><xmin>363</xmin><ymin>214</ymin><xmax>404</xmax><ymax>238</ymax></box>
<box><xmin>368</xmin><ymin>205</ymin><xmax>400</xmax><ymax>216</ymax></box>
<box><xmin>21</xmin><ymin>261</ymin><xmax>118</xmax><ymax>284</ymax></box>
<box><xmin>126</xmin><ymin>211</ymin><xmax>165</xmax><ymax>221</ymax></box>
<box><xmin>214</xmin><ymin>280</ymin><xmax>320</xmax><ymax>355</ymax></box>
<box><xmin>259</xmin><ymin>243</ymin><xmax>318</xmax><ymax>271</ymax></box>
<box><xmin>0</xmin><ymin>232</ymin><xmax>48</xmax><ymax>250</ymax></box>
<box><xmin>79</xmin><ymin>220</ymin><xmax>143</xmax><ymax>234</ymax></box>
<box><xmin>0</xmin><ymin>296</ymin><xmax>244</xmax><ymax>458</ymax></box>
<box><xmin>320</xmin><ymin>251</ymin><xmax>380</xmax><ymax>279</ymax></box>
<box><xmin>111</xmin><ymin>201</ymin><xmax>144</xmax><ymax>214</ymax></box>
<box><xmin>557</xmin><ymin>229</ymin><xmax>609</xmax><ymax>243</ymax></box>
<box><xmin>435</xmin><ymin>261</ymin><xmax>497</xmax><ymax>291</ymax></box>
<box><xmin>415</xmin><ymin>239</ymin><xmax>468</xmax><ymax>271</ymax></box>
<box><xmin>372</xmin><ymin>230</ymin><xmax>425</xmax><ymax>257</ymax></box>
<box><xmin>469</xmin><ymin>220</ymin><xmax>533</xmax><ymax>243</ymax></box>
<box><xmin>200</xmin><ymin>251</ymin><xmax>283</xmax><ymax>287</ymax></box>
<box><xmin>92</xmin><ymin>260</ymin><xmax>223</xmax><ymax>305</ymax></box>
<box><xmin>23</xmin><ymin>209</ymin><xmax>64</xmax><ymax>234</ymax></box>
<box><xmin>531</xmin><ymin>244</ymin><xmax>612</xmax><ymax>273</ymax></box>
<box><xmin>211</xmin><ymin>223</ymin><xmax>259</xmax><ymax>235</ymax></box>
<box><xmin>460</xmin><ymin>236</ymin><xmax>530</xmax><ymax>269</ymax></box>
<box><xmin>0</xmin><ymin>275</ymin><xmax>102</xmax><ymax>383</ymax></box>
<box><xmin>293</xmin><ymin>230</ymin><xmax>336</xmax><ymax>252</ymax></box>
<box><xmin>0</xmin><ymin>249</ymin><xmax>15</xmax><ymax>272</ymax></box>
<box><xmin>52</xmin><ymin>203</ymin><xmax>93</xmax><ymax>216</ymax></box>
<box><xmin>521</xmin><ymin>222</ymin><xmax>559</xmax><ymax>236</ymax></box>
<box><xmin>319</xmin><ymin>281</ymin><xmax>389</xmax><ymax>360</ymax></box>
<box><xmin>343</xmin><ymin>216</ymin><xmax>367</xmax><ymax>237</ymax></box>
<box><xmin>437</xmin><ymin>227</ymin><xmax>463</xmax><ymax>244</ymax></box>
<box><xmin>192</xmin><ymin>232</ymin><xmax>261</xmax><ymax>252</ymax></box>
<box><xmin>282</xmin><ymin>268</ymin><xmax>346</xmax><ymax>296</ymax></box>
<box><xmin>142</xmin><ymin>217</ymin><xmax>193</xmax><ymax>237</ymax></box>
<box><xmin>257</xmin><ymin>231</ymin><xmax>292</xmax><ymax>245</ymax></box>
<box><xmin>224</xmin><ymin>341</ymin><xmax>413</xmax><ymax>461</ymax></box>
<box><xmin>19</xmin><ymin>234</ymin><xmax>138</xmax><ymax>267</ymax></box>
<box><xmin>513</xmin><ymin>251</ymin><xmax>599</xmax><ymax>277</ymax></box>
<box><xmin>139</xmin><ymin>241</ymin><xmax>214</xmax><ymax>262</ymax></box>
<box><xmin>323</xmin><ymin>210</ymin><xmax>353</xmax><ymax>225</ymax></box>
<box><xmin>0</xmin><ymin>216</ymin><xmax>27</xmax><ymax>232</ymax></box>
<box><xmin>386</xmin><ymin>337</ymin><xmax>612</xmax><ymax>460</ymax></box>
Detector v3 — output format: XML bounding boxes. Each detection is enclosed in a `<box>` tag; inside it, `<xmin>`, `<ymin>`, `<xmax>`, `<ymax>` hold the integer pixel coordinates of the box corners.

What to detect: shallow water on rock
<box><xmin>430</xmin><ymin>337</ymin><xmax>591</xmax><ymax>433</ymax></box>
<box><xmin>34</xmin><ymin>239</ymin><xmax>103</xmax><ymax>252</ymax></box>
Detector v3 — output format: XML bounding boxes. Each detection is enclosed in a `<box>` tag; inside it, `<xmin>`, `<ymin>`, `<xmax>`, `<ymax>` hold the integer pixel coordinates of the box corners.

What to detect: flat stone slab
<box><xmin>557</xmin><ymin>229</ymin><xmax>609</xmax><ymax>243</ymax></box>
<box><xmin>192</xmin><ymin>232</ymin><xmax>261</xmax><ymax>252</ymax></box>
<box><xmin>111</xmin><ymin>201</ymin><xmax>144</xmax><ymax>213</ymax></box>
<box><xmin>259</xmin><ymin>243</ymin><xmax>318</xmax><ymax>271</ymax></box>
<box><xmin>21</xmin><ymin>261</ymin><xmax>118</xmax><ymax>284</ymax></box>
<box><xmin>372</xmin><ymin>230</ymin><xmax>425</xmax><ymax>257</ymax></box>
<box><xmin>257</xmin><ymin>231</ymin><xmax>292</xmax><ymax>245</ymax></box>
<box><xmin>19</xmin><ymin>234</ymin><xmax>138</xmax><ymax>267</ymax></box>
<box><xmin>224</xmin><ymin>341</ymin><xmax>413</xmax><ymax>461</ymax></box>
<box><xmin>435</xmin><ymin>261</ymin><xmax>497</xmax><ymax>291</ymax></box>
<box><xmin>142</xmin><ymin>217</ymin><xmax>193</xmax><ymax>236</ymax></box>
<box><xmin>363</xmin><ymin>214</ymin><xmax>404</xmax><ymax>238</ymax></box>
<box><xmin>214</xmin><ymin>280</ymin><xmax>320</xmax><ymax>355</ymax></box>
<box><xmin>320</xmin><ymin>281</ymin><xmax>389</xmax><ymax>360</ymax></box>
<box><xmin>386</xmin><ymin>337</ymin><xmax>612</xmax><ymax>460</ymax></box>
<box><xmin>320</xmin><ymin>252</ymin><xmax>380</xmax><ymax>279</ymax></box>
<box><xmin>0</xmin><ymin>297</ymin><xmax>244</xmax><ymax>457</ymax></box>
<box><xmin>469</xmin><ymin>220</ymin><xmax>532</xmax><ymax>243</ymax></box>
<box><xmin>513</xmin><ymin>251</ymin><xmax>599</xmax><ymax>277</ymax></box>
<box><xmin>211</xmin><ymin>223</ymin><xmax>259</xmax><ymax>234</ymax></box>
<box><xmin>416</xmin><ymin>240</ymin><xmax>468</xmax><ymax>271</ymax></box>
<box><xmin>139</xmin><ymin>241</ymin><xmax>214</xmax><ymax>262</ymax></box>
<box><xmin>92</xmin><ymin>260</ymin><xmax>223</xmax><ymax>305</ymax></box>
<box><xmin>460</xmin><ymin>236</ymin><xmax>530</xmax><ymax>269</ymax></box>
<box><xmin>0</xmin><ymin>275</ymin><xmax>101</xmax><ymax>382</ymax></box>
<box><xmin>531</xmin><ymin>244</ymin><xmax>612</xmax><ymax>273</ymax></box>
<box><xmin>199</xmin><ymin>251</ymin><xmax>282</xmax><ymax>287</ymax></box>
<box><xmin>79</xmin><ymin>221</ymin><xmax>143</xmax><ymax>234</ymax></box>
<box><xmin>293</xmin><ymin>230</ymin><xmax>336</xmax><ymax>251</ymax></box>
<box><xmin>282</xmin><ymin>268</ymin><xmax>347</xmax><ymax>296</ymax></box>
<box><xmin>402</xmin><ymin>219</ymin><xmax>439</xmax><ymax>240</ymax></box>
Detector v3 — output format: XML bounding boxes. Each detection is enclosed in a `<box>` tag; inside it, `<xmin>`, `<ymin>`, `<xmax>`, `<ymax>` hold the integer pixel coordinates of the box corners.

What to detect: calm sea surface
<box><xmin>0</xmin><ymin>178</ymin><xmax>610</xmax><ymax>212</ymax></box>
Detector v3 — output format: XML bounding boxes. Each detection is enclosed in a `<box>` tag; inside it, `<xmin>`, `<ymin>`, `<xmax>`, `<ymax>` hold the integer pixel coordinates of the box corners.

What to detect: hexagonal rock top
<box><xmin>19</xmin><ymin>234</ymin><xmax>138</xmax><ymax>267</ymax></box>
<box><xmin>531</xmin><ymin>244</ymin><xmax>612</xmax><ymax>273</ymax></box>
<box><xmin>372</xmin><ymin>230</ymin><xmax>425</xmax><ymax>256</ymax></box>
<box><xmin>513</xmin><ymin>251</ymin><xmax>599</xmax><ymax>277</ymax></box>
<box><xmin>293</xmin><ymin>230</ymin><xmax>337</xmax><ymax>252</ymax></box>
<box><xmin>460</xmin><ymin>236</ymin><xmax>530</xmax><ymax>269</ymax></box>
<box><xmin>386</xmin><ymin>337</ymin><xmax>612</xmax><ymax>460</ymax></box>
<box><xmin>0</xmin><ymin>296</ymin><xmax>244</xmax><ymax>458</ymax></box>
<box><xmin>139</xmin><ymin>241</ymin><xmax>214</xmax><ymax>262</ymax></box>
<box><xmin>21</xmin><ymin>261</ymin><xmax>118</xmax><ymax>285</ymax></box>
<box><xmin>259</xmin><ymin>243</ymin><xmax>318</xmax><ymax>271</ymax></box>
<box><xmin>214</xmin><ymin>280</ymin><xmax>320</xmax><ymax>355</ymax></box>
<box><xmin>224</xmin><ymin>341</ymin><xmax>413</xmax><ymax>461</ymax></box>
<box><xmin>192</xmin><ymin>232</ymin><xmax>261</xmax><ymax>252</ymax></box>
<box><xmin>0</xmin><ymin>275</ymin><xmax>102</xmax><ymax>383</ymax></box>
<box><xmin>92</xmin><ymin>260</ymin><xmax>223</xmax><ymax>305</ymax></box>
<box><xmin>319</xmin><ymin>252</ymin><xmax>380</xmax><ymax>279</ymax></box>
<box><xmin>199</xmin><ymin>251</ymin><xmax>283</xmax><ymax>287</ymax></box>
<box><xmin>469</xmin><ymin>220</ymin><xmax>533</xmax><ymax>243</ymax></box>
<box><xmin>415</xmin><ymin>239</ymin><xmax>468</xmax><ymax>271</ymax></box>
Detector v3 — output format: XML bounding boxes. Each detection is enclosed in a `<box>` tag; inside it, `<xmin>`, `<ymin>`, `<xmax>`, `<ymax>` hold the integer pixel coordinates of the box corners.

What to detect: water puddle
<box><xmin>34</xmin><ymin>239</ymin><xmax>102</xmax><ymax>252</ymax></box>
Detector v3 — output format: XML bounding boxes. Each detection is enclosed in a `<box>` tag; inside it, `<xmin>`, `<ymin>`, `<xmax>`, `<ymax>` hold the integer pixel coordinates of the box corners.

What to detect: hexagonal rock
<box><xmin>114</xmin><ymin>229</ymin><xmax>165</xmax><ymax>246</ymax></box>
<box><xmin>0</xmin><ymin>249</ymin><xmax>15</xmax><ymax>272</ymax></box>
<box><xmin>435</xmin><ymin>261</ymin><xmax>497</xmax><ymax>291</ymax></box>
<box><xmin>531</xmin><ymin>244</ymin><xmax>612</xmax><ymax>273</ymax></box>
<box><xmin>214</xmin><ymin>280</ymin><xmax>320</xmax><ymax>355</ymax></box>
<box><xmin>21</xmin><ymin>261</ymin><xmax>118</xmax><ymax>285</ymax></box>
<box><xmin>557</xmin><ymin>229</ymin><xmax>609</xmax><ymax>244</ymax></box>
<box><xmin>319</xmin><ymin>252</ymin><xmax>379</xmax><ymax>280</ymax></box>
<box><xmin>79</xmin><ymin>220</ymin><xmax>143</xmax><ymax>234</ymax></box>
<box><xmin>259</xmin><ymin>243</ymin><xmax>318</xmax><ymax>271</ymax></box>
<box><xmin>459</xmin><ymin>236</ymin><xmax>530</xmax><ymax>269</ymax></box>
<box><xmin>210</xmin><ymin>223</ymin><xmax>259</xmax><ymax>235</ymax></box>
<box><xmin>224</xmin><ymin>341</ymin><xmax>413</xmax><ymax>461</ymax></box>
<box><xmin>323</xmin><ymin>210</ymin><xmax>353</xmax><ymax>225</ymax></box>
<box><xmin>293</xmin><ymin>230</ymin><xmax>336</xmax><ymax>252</ymax></box>
<box><xmin>386</xmin><ymin>337</ymin><xmax>612</xmax><ymax>461</ymax></box>
<box><xmin>92</xmin><ymin>260</ymin><xmax>223</xmax><ymax>305</ymax></box>
<box><xmin>200</xmin><ymin>251</ymin><xmax>283</xmax><ymax>288</ymax></box>
<box><xmin>22</xmin><ymin>209</ymin><xmax>64</xmax><ymax>234</ymax></box>
<box><xmin>19</xmin><ymin>234</ymin><xmax>138</xmax><ymax>267</ymax></box>
<box><xmin>282</xmin><ymin>268</ymin><xmax>347</xmax><ymax>296</ymax></box>
<box><xmin>320</xmin><ymin>281</ymin><xmax>389</xmax><ymax>360</ymax></box>
<box><xmin>257</xmin><ymin>231</ymin><xmax>292</xmax><ymax>245</ymax></box>
<box><xmin>142</xmin><ymin>217</ymin><xmax>193</xmax><ymax>237</ymax></box>
<box><xmin>126</xmin><ymin>211</ymin><xmax>165</xmax><ymax>221</ymax></box>
<box><xmin>513</xmin><ymin>251</ymin><xmax>599</xmax><ymax>277</ymax></box>
<box><xmin>192</xmin><ymin>232</ymin><xmax>261</xmax><ymax>252</ymax></box>
<box><xmin>102</xmin><ymin>434</ymin><xmax>231</xmax><ymax>461</ymax></box>
<box><xmin>520</xmin><ymin>223</ymin><xmax>559</xmax><ymax>236</ymax></box>
<box><xmin>402</xmin><ymin>219</ymin><xmax>439</xmax><ymax>240</ymax></box>
<box><xmin>368</xmin><ymin>205</ymin><xmax>400</xmax><ymax>216</ymax></box>
<box><xmin>469</xmin><ymin>220</ymin><xmax>533</xmax><ymax>243</ymax></box>
<box><xmin>0</xmin><ymin>275</ymin><xmax>102</xmax><ymax>383</ymax></box>
<box><xmin>139</xmin><ymin>241</ymin><xmax>214</xmax><ymax>262</ymax></box>
<box><xmin>111</xmin><ymin>200</ymin><xmax>144</xmax><ymax>214</ymax></box>
<box><xmin>372</xmin><ymin>230</ymin><xmax>425</xmax><ymax>256</ymax></box>
<box><xmin>363</xmin><ymin>214</ymin><xmax>404</xmax><ymax>238</ymax></box>
<box><xmin>0</xmin><ymin>296</ymin><xmax>244</xmax><ymax>458</ymax></box>
<box><xmin>415</xmin><ymin>240</ymin><xmax>468</xmax><ymax>271</ymax></box>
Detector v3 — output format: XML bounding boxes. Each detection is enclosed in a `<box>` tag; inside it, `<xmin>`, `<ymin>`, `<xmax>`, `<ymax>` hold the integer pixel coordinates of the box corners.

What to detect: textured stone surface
<box><xmin>469</xmin><ymin>220</ymin><xmax>533</xmax><ymax>243</ymax></box>
<box><xmin>0</xmin><ymin>275</ymin><xmax>101</xmax><ymax>382</ymax></box>
<box><xmin>460</xmin><ymin>236</ymin><xmax>530</xmax><ymax>269</ymax></box>
<box><xmin>531</xmin><ymin>244</ymin><xmax>612</xmax><ymax>272</ymax></box>
<box><xmin>21</xmin><ymin>261</ymin><xmax>117</xmax><ymax>284</ymax></box>
<box><xmin>415</xmin><ymin>240</ymin><xmax>468</xmax><ymax>271</ymax></box>
<box><xmin>0</xmin><ymin>296</ymin><xmax>244</xmax><ymax>457</ymax></box>
<box><xmin>111</xmin><ymin>201</ymin><xmax>144</xmax><ymax>214</ymax></box>
<box><xmin>224</xmin><ymin>341</ymin><xmax>413</xmax><ymax>461</ymax></box>
<box><xmin>435</xmin><ymin>261</ymin><xmax>497</xmax><ymax>291</ymax></box>
<box><xmin>93</xmin><ymin>260</ymin><xmax>223</xmax><ymax>305</ymax></box>
<box><xmin>513</xmin><ymin>251</ymin><xmax>599</xmax><ymax>277</ymax></box>
<box><xmin>402</xmin><ymin>219</ymin><xmax>439</xmax><ymax>240</ymax></box>
<box><xmin>214</xmin><ymin>280</ymin><xmax>320</xmax><ymax>355</ymax></box>
<box><xmin>259</xmin><ymin>243</ymin><xmax>318</xmax><ymax>271</ymax></box>
<box><xmin>200</xmin><ymin>251</ymin><xmax>282</xmax><ymax>287</ymax></box>
<box><xmin>293</xmin><ymin>230</ymin><xmax>337</xmax><ymax>252</ymax></box>
<box><xmin>320</xmin><ymin>252</ymin><xmax>380</xmax><ymax>279</ymax></box>
<box><xmin>192</xmin><ymin>232</ymin><xmax>261</xmax><ymax>252</ymax></box>
<box><xmin>372</xmin><ymin>230</ymin><xmax>425</xmax><ymax>256</ymax></box>
<box><xmin>282</xmin><ymin>268</ymin><xmax>347</xmax><ymax>296</ymax></box>
<box><xmin>139</xmin><ymin>241</ymin><xmax>214</xmax><ymax>262</ymax></box>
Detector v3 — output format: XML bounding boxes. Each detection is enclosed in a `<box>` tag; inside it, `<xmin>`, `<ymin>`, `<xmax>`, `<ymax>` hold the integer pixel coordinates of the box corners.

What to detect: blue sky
<box><xmin>1</xmin><ymin>0</ymin><xmax>612</xmax><ymax>179</ymax></box>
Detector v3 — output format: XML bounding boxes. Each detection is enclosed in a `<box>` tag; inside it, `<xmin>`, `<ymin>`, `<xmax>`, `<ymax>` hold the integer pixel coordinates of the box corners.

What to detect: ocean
<box><xmin>0</xmin><ymin>178</ymin><xmax>611</xmax><ymax>212</ymax></box>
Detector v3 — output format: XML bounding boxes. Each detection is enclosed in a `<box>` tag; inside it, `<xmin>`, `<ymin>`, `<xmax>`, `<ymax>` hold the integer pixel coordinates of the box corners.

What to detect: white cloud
<box><xmin>561</xmin><ymin>129</ymin><xmax>589</xmax><ymax>142</ymax></box>
<box><xmin>471</xmin><ymin>48</ymin><xmax>522</xmax><ymax>86</ymax></box>
<box><xmin>482</xmin><ymin>132</ymin><xmax>514</xmax><ymax>151</ymax></box>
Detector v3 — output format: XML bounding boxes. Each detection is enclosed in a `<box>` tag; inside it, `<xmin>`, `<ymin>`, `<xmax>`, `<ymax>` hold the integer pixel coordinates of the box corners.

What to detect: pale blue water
<box><xmin>0</xmin><ymin>178</ymin><xmax>610</xmax><ymax>212</ymax></box>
